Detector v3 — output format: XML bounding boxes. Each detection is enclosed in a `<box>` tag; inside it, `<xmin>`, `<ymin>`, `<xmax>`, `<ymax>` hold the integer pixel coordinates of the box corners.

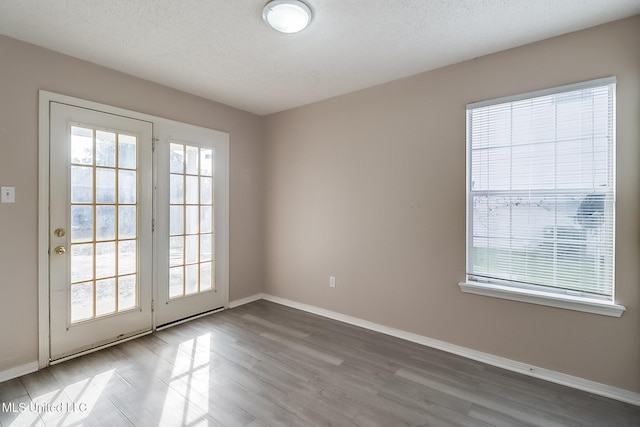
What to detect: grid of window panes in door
<box><xmin>169</xmin><ymin>143</ymin><xmax>214</xmax><ymax>298</ymax></box>
<box><xmin>69</xmin><ymin>126</ymin><xmax>138</xmax><ymax>322</ymax></box>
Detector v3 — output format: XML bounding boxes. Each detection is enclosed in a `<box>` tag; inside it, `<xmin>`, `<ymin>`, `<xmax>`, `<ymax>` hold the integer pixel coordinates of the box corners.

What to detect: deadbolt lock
<box><xmin>54</xmin><ymin>228</ymin><xmax>66</xmax><ymax>237</ymax></box>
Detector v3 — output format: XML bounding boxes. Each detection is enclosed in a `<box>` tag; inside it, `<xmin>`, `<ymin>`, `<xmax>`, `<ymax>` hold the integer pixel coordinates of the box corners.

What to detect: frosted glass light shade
<box><xmin>263</xmin><ymin>0</ymin><xmax>312</xmax><ymax>33</ymax></box>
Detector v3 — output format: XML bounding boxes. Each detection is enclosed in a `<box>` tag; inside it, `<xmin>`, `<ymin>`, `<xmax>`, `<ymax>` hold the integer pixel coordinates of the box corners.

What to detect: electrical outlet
<box><xmin>329</xmin><ymin>276</ymin><xmax>336</xmax><ymax>288</ymax></box>
<box><xmin>1</xmin><ymin>186</ymin><xmax>15</xmax><ymax>203</ymax></box>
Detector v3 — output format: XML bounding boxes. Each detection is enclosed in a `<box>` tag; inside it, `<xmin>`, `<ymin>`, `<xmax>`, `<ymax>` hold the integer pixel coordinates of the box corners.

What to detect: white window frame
<box><xmin>458</xmin><ymin>77</ymin><xmax>625</xmax><ymax>317</ymax></box>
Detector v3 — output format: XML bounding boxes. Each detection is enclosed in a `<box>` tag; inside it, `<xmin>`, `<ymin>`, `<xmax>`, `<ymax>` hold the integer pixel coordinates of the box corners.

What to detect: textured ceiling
<box><xmin>1</xmin><ymin>0</ymin><xmax>639</xmax><ymax>115</ymax></box>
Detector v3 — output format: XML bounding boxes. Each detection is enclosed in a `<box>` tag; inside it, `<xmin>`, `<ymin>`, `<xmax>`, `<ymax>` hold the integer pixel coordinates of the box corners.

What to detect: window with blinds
<box><xmin>466</xmin><ymin>78</ymin><xmax>615</xmax><ymax>300</ymax></box>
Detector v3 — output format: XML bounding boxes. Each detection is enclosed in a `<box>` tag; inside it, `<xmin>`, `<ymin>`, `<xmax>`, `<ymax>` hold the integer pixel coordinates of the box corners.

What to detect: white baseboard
<box><xmin>0</xmin><ymin>361</ymin><xmax>39</xmax><ymax>383</ymax></box>
<box><xmin>259</xmin><ymin>293</ymin><xmax>640</xmax><ymax>407</ymax></box>
<box><xmin>229</xmin><ymin>293</ymin><xmax>265</xmax><ymax>308</ymax></box>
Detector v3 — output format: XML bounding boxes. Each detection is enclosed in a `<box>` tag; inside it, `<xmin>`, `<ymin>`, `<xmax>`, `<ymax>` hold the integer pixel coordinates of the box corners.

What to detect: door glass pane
<box><xmin>96</xmin><ymin>206</ymin><xmax>116</xmax><ymax>241</ymax></box>
<box><xmin>170</xmin><ymin>236</ymin><xmax>184</xmax><ymax>267</ymax></box>
<box><xmin>200</xmin><ymin>149</ymin><xmax>213</xmax><ymax>176</ymax></box>
<box><xmin>186</xmin><ymin>206</ymin><xmax>199</xmax><ymax>234</ymax></box>
<box><xmin>185</xmin><ymin>265</ymin><xmax>198</xmax><ymax>295</ymax></box>
<box><xmin>71</xmin><ymin>206</ymin><xmax>93</xmax><ymax>243</ymax></box>
<box><xmin>95</xmin><ymin>242</ymin><xmax>116</xmax><ymax>279</ymax></box>
<box><xmin>186</xmin><ymin>175</ymin><xmax>199</xmax><ymax>204</ymax></box>
<box><xmin>200</xmin><ymin>206</ymin><xmax>212</xmax><ymax>233</ymax></box>
<box><xmin>71</xmin><ymin>166</ymin><xmax>93</xmax><ymax>203</ymax></box>
<box><xmin>118</xmin><ymin>206</ymin><xmax>137</xmax><ymax>239</ymax></box>
<box><xmin>118</xmin><ymin>275</ymin><xmax>137</xmax><ymax>311</ymax></box>
<box><xmin>170</xmin><ymin>206</ymin><xmax>183</xmax><ymax>235</ymax></box>
<box><xmin>200</xmin><ymin>177</ymin><xmax>212</xmax><ymax>204</ymax></box>
<box><xmin>185</xmin><ymin>235</ymin><xmax>198</xmax><ymax>264</ymax></box>
<box><xmin>96</xmin><ymin>168</ymin><xmax>116</xmax><ymax>203</ymax></box>
<box><xmin>71</xmin><ymin>127</ymin><xmax>93</xmax><ymax>165</ymax></box>
<box><xmin>71</xmin><ymin>244</ymin><xmax>93</xmax><ymax>283</ymax></box>
<box><xmin>119</xmin><ymin>134</ymin><xmax>137</xmax><ymax>169</ymax></box>
<box><xmin>200</xmin><ymin>263</ymin><xmax>212</xmax><ymax>291</ymax></box>
<box><xmin>200</xmin><ymin>233</ymin><xmax>212</xmax><ymax>262</ymax></box>
<box><xmin>169</xmin><ymin>267</ymin><xmax>183</xmax><ymax>298</ymax></box>
<box><xmin>71</xmin><ymin>282</ymin><xmax>94</xmax><ymax>322</ymax></box>
<box><xmin>96</xmin><ymin>131</ymin><xmax>116</xmax><ymax>167</ymax></box>
<box><xmin>118</xmin><ymin>170</ymin><xmax>136</xmax><ymax>204</ymax></box>
<box><xmin>170</xmin><ymin>143</ymin><xmax>184</xmax><ymax>173</ymax></box>
<box><xmin>118</xmin><ymin>240</ymin><xmax>137</xmax><ymax>275</ymax></box>
<box><xmin>68</xmin><ymin>123</ymin><xmax>140</xmax><ymax>322</ymax></box>
<box><xmin>96</xmin><ymin>278</ymin><xmax>116</xmax><ymax>316</ymax></box>
<box><xmin>168</xmin><ymin>142</ymin><xmax>215</xmax><ymax>298</ymax></box>
<box><xmin>185</xmin><ymin>146</ymin><xmax>199</xmax><ymax>175</ymax></box>
<box><xmin>170</xmin><ymin>175</ymin><xmax>184</xmax><ymax>204</ymax></box>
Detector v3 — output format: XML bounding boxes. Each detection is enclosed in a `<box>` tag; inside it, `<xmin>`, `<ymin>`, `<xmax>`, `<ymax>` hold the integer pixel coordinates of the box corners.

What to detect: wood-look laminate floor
<box><xmin>1</xmin><ymin>300</ymin><xmax>638</xmax><ymax>426</ymax></box>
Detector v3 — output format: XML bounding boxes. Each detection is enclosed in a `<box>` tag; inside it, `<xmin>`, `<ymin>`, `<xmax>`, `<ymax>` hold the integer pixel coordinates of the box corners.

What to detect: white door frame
<box><xmin>38</xmin><ymin>91</ymin><xmax>230</xmax><ymax>368</ymax></box>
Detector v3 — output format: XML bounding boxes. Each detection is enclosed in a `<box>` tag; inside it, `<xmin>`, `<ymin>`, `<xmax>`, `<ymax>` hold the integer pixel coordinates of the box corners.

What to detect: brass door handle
<box><xmin>54</xmin><ymin>228</ymin><xmax>66</xmax><ymax>237</ymax></box>
<box><xmin>54</xmin><ymin>246</ymin><xmax>66</xmax><ymax>255</ymax></box>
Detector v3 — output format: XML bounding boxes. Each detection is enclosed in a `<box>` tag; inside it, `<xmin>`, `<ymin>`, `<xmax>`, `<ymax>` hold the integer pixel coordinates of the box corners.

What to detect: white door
<box><xmin>49</xmin><ymin>102</ymin><xmax>153</xmax><ymax>360</ymax></box>
<box><xmin>153</xmin><ymin>121</ymin><xmax>229</xmax><ymax>326</ymax></box>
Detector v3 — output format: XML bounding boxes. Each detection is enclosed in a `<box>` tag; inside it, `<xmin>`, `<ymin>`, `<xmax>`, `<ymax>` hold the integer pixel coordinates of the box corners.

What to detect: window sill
<box><xmin>458</xmin><ymin>281</ymin><xmax>625</xmax><ymax>317</ymax></box>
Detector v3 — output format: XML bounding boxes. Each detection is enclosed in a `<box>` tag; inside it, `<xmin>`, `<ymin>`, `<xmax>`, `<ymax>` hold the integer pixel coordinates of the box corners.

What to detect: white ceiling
<box><xmin>1</xmin><ymin>1</ymin><xmax>639</xmax><ymax>115</ymax></box>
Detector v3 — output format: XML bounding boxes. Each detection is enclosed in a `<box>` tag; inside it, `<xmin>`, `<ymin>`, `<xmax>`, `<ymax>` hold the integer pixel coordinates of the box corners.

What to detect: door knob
<box><xmin>54</xmin><ymin>246</ymin><xmax>66</xmax><ymax>255</ymax></box>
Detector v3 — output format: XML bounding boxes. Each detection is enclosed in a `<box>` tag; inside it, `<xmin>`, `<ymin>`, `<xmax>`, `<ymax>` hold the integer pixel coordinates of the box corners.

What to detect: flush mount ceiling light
<box><xmin>262</xmin><ymin>0</ymin><xmax>312</xmax><ymax>34</ymax></box>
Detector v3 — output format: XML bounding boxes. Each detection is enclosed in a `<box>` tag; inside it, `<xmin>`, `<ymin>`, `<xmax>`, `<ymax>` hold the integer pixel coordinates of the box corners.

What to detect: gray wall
<box><xmin>263</xmin><ymin>16</ymin><xmax>640</xmax><ymax>393</ymax></box>
<box><xmin>0</xmin><ymin>35</ymin><xmax>265</xmax><ymax>372</ymax></box>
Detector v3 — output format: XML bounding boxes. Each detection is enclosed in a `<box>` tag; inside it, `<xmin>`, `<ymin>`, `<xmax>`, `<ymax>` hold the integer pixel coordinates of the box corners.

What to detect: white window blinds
<box><xmin>466</xmin><ymin>78</ymin><xmax>615</xmax><ymax>299</ymax></box>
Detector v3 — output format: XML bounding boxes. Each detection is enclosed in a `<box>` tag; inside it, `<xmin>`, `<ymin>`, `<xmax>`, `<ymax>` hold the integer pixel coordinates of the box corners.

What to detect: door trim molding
<box><xmin>38</xmin><ymin>91</ymin><xmax>230</xmax><ymax>368</ymax></box>
<box><xmin>38</xmin><ymin>93</ymin><xmax>51</xmax><ymax>368</ymax></box>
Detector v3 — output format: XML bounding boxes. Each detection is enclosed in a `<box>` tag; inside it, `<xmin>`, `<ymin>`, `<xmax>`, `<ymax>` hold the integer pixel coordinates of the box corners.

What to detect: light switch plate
<box><xmin>1</xmin><ymin>186</ymin><xmax>15</xmax><ymax>203</ymax></box>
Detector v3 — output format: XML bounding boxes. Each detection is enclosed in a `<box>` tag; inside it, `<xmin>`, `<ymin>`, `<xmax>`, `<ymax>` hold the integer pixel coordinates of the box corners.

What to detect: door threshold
<box><xmin>156</xmin><ymin>306</ymin><xmax>226</xmax><ymax>331</ymax></box>
<box><xmin>50</xmin><ymin>330</ymin><xmax>153</xmax><ymax>365</ymax></box>
<box><xmin>49</xmin><ymin>307</ymin><xmax>227</xmax><ymax>365</ymax></box>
